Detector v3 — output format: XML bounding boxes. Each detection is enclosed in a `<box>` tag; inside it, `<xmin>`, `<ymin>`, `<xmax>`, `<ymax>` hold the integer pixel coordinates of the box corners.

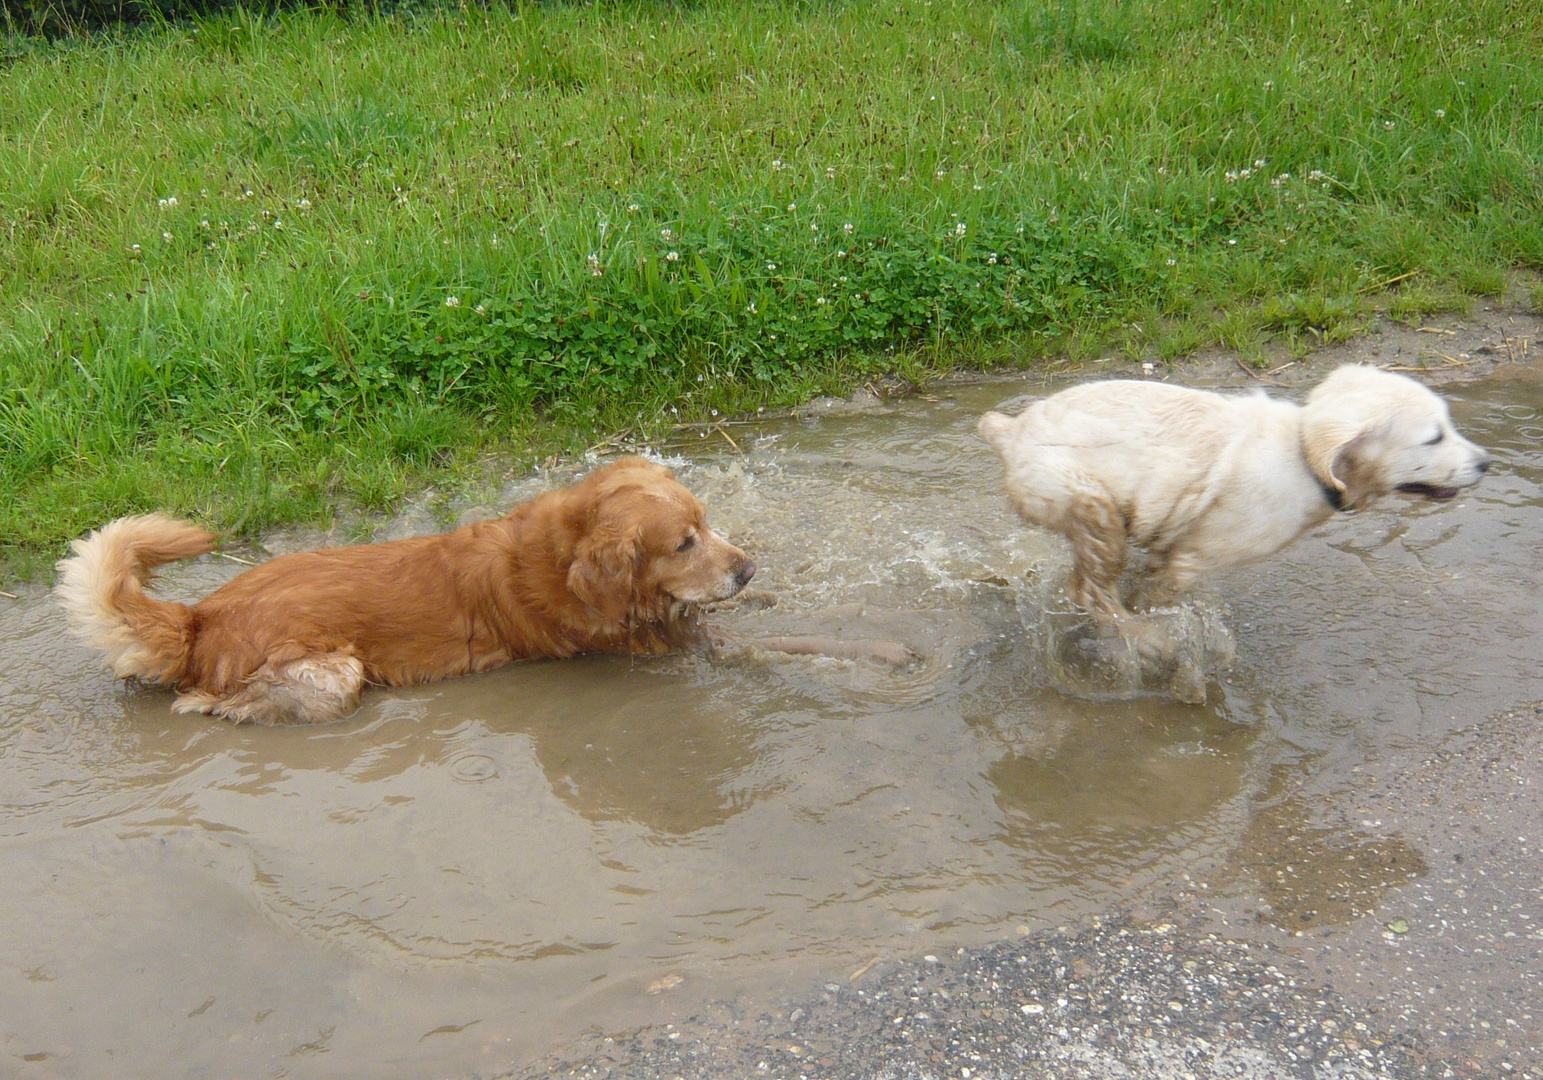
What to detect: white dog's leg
<box><xmin>1135</xmin><ymin>548</ymin><xmax>1207</xmax><ymax>611</ymax></box>
<box><xmin>1062</xmin><ymin>493</ymin><xmax>1131</xmax><ymax>621</ymax></box>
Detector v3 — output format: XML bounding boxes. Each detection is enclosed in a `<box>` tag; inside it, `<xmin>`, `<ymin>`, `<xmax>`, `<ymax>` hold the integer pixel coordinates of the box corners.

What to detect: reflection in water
<box><xmin>986</xmin><ymin>713</ymin><xmax>1250</xmax><ymax>856</ymax></box>
<box><xmin>463</xmin><ymin>657</ymin><xmax>776</xmax><ymax>837</ymax></box>
<box><xmin>2</xmin><ymin>360</ymin><xmax>1543</xmax><ymax>1077</ymax></box>
<box><xmin>1233</xmin><ymin>775</ymin><xmax>1428</xmax><ymax>930</ymax></box>
<box><xmin>965</xmin><ymin>638</ymin><xmax>1254</xmax><ymax>882</ymax></box>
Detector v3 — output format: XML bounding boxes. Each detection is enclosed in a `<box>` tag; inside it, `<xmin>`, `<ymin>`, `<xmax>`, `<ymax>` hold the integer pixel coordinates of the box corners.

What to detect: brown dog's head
<box><xmin>565</xmin><ymin>457</ymin><xmax>755</xmax><ymax>626</ymax></box>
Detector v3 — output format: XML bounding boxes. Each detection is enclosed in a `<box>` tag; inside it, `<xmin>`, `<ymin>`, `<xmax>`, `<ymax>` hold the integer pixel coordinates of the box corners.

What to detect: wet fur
<box><xmin>978</xmin><ymin>365</ymin><xmax>1490</xmax><ymax>622</ymax></box>
<box><xmin>57</xmin><ymin>458</ymin><xmax>754</xmax><ymax>724</ymax></box>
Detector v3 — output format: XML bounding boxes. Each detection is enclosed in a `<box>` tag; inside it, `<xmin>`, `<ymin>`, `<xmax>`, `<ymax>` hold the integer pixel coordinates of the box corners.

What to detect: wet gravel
<box><xmin>521</xmin><ymin>918</ymin><xmax>1427</xmax><ymax>1080</ymax></box>
<box><xmin>514</xmin><ymin>703</ymin><xmax>1543</xmax><ymax>1080</ymax></box>
<box><xmin>1196</xmin><ymin>704</ymin><xmax>1543</xmax><ymax>1078</ymax></box>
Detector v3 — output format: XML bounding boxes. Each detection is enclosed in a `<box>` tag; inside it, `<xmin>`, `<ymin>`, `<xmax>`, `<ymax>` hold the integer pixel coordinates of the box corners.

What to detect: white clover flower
<box><xmin>954</xmin><ymin>221</ymin><xmax>967</xmax><ymax>237</ymax></box>
<box><xmin>1227</xmin><ymin>238</ymin><xmax>1237</xmax><ymax>245</ymax></box>
<box><xmin>825</xmin><ymin>166</ymin><xmax>836</xmax><ymax>179</ymax></box>
<box><xmin>935</xmin><ymin>169</ymin><xmax>947</xmax><ymax>178</ymax></box>
<box><xmin>475</xmin><ymin>304</ymin><xmax>486</xmax><ymax>314</ymax></box>
<box><xmin>130</xmin><ymin>243</ymin><xmax>142</xmax><ymax>254</ymax></box>
<box><xmin>243</xmin><ymin>188</ymin><xmax>253</xmax><ymax>198</ymax></box>
<box><xmin>628</xmin><ymin>203</ymin><xmax>641</xmax><ymax>213</ymax></box>
<box><xmin>666</xmin><ymin>250</ymin><xmax>679</xmax><ymax>262</ymax></box>
<box><xmin>843</xmin><ymin>222</ymin><xmax>854</xmax><ymax>234</ymax></box>
<box><xmin>767</xmin><ymin>262</ymin><xmax>777</xmax><ymax>271</ymax></box>
<box><xmin>587</xmin><ymin>253</ymin><xmax>604</xmax><ymax>277</ymax></box>
<box><xmin>747</xmin><ymin>301</ymin><xmax>758</xmax><ymax>314</ymax></box>
<box><xmin>1254</xmin><ymin>158</ymin><xmax>1266</xmax><ymax>169</ymax></box>
<box><xmin>987</xmin><ymin>253</ymin><xmax>998</xmax><ymax>264</ymax></box>
<box><xmin>1165</xmin><ymin>258</ymin><xmax>1177</xmax><ymax>266</ymax></box>
<box><xmin>297</xmin><ymin>198</ymin><xmax>312</xmax><ymax>210</ymax></box>
<box><xmin>162</xmin><ymin>231</ymin><xmax>173</xmax><ymax>241</ymax></box>
<box><xmin>816</xmin><ymin>296</ymin><xmax>827</xmax><ymax>305</ymax></box>
<box><xmin>273</xmin><ymin>220</ymin><xmax>283</xmax><ymax>230</ymax></box>
<box><xmin>1434</xmin><ymin>108</ymin><xmax>1446</xmax><ymax>119</ymax></box>
<box><xmin>158</xmin><ymin>196</ymin><xmax>178</xmax><ymax>208</ymax></box>
<box><xmin>772</xmin><ymin>158</ymin><xmax>785</xmax><ymax>171</ymax></box>
<box><xmin>1307</xmin><ymin>169</ymin><xmax>1326</xmax><ymax>182</ymax></box>
<box><xmin>1384</xmin><ymin>120</ymin><xmax>1395</xmax><ymax>130</ymax></box>
<box><xmin>787</xmin><ymin>202</ymin><xmax>797</xmax><ymax>211</ymax></box>
<box><xmin>836</xmin><ymin>249</ymin><xmax>847</xmax><ymax>258</ymax></box>
<box><xmin>810</xmin><ymin>223</ymin><xmax>819</xmax><ymax>232</ymax></box>
<box><xmin>838</xmin><ymin>275</ymin><xmax>848</xmax><ymax>282</ymax></box>
<box><xmin>199</xmin><ymin>219</ymin><xmax>210</xmax><ymax>228</ymax></box>
<box><xmin>1240</xmin><ymin>168</ymin><xmax>1252</xmax><ymax>179</ymax></box>
<box><xmin>445</xmin><ymin>295</ymin><xmax>461</xmax><ymax>307</ymax></box>
<box><xmin>1263</xmin><ymin>80</ymin><xmax>1274</xmax><ymax>91</ymax></box>
<box><xmin>1225</xmin><ymin>170</ymin><xmax>1239</xmax><ymax>183</ymax></box>
<box><xmin>660</xmin><ymin>228</ymin><xmax>674</xmax><ymax>241</ymax></box>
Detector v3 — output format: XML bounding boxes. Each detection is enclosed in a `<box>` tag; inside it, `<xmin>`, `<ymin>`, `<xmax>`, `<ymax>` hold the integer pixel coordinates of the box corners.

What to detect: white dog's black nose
<box><xmin>1477</xmin><ymin>456</ymin><xmax>1492</xmax><ymax>474</ymax></box>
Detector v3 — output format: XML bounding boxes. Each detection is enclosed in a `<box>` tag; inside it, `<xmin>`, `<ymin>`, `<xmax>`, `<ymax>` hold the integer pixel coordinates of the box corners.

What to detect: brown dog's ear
<box><xmin>567</xmin><ymin>525</ymin><xmax>640</xmax><ymax>626</ymax></box>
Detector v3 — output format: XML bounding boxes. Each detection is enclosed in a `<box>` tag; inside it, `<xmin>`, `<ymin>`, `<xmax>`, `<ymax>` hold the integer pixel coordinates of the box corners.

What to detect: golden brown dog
<box><xmin>57</xmin><ymin>458</ymin><xmax>756</xmax><ymax>724</ymax></box>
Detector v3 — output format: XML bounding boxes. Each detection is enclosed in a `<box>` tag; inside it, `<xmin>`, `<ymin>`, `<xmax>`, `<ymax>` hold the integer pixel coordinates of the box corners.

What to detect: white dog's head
<box><xmin>1300</xmin><ymin>365</ymin><xmax>1490</xmax><ymax>510</ymax></box>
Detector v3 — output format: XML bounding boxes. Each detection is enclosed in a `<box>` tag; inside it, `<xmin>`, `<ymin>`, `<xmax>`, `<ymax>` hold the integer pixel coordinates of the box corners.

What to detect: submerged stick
<box><xmin>738</xmin><ymin>633</ymin><xmax>919</xmax><ymax>667</ymax></box>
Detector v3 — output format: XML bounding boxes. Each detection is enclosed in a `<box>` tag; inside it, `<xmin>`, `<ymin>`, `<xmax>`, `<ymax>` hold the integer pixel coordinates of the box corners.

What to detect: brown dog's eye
<box><xmin>676</xmin><ymin>535</ymin><xmax>696</xmax><ymax>552</ymax></box>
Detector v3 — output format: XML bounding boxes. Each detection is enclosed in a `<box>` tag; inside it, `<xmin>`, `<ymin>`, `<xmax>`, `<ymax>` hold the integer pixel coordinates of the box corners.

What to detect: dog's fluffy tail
<box><xmin>977</xmin><ymin>410</ymin><xmax>1015</xmax><ymax>453</ymax></box>
<box><xmin>55</xmin><ymin>514</ymin><xmax>215</xmax><ymax>682</ymax></box>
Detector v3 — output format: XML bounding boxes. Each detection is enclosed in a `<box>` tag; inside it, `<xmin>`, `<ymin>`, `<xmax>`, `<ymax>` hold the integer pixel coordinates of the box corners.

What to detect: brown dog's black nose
<box><xmin>735</xmin><ymin>560</ymin><xmax>757</xmax><ymax>587</ymax></box>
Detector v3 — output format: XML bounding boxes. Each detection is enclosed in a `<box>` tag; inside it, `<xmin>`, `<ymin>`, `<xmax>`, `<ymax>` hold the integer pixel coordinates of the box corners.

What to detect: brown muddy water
<box><xmin>4</xmin><ymin>357</ymin><xmax>1543</xmax><ymax>1079</ymax></box>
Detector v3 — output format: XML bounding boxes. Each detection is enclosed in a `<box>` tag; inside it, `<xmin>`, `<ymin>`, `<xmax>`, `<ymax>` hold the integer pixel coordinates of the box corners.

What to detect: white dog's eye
<box><xmin>1425</xmin><ymin>430</ymin><xmax>1445</xmax><ymax>446</ymax></box>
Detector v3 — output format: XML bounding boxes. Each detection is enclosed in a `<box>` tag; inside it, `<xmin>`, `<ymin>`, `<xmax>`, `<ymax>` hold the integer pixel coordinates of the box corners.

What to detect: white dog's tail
<box><xmin>55</xmin><ymin>514</ymin><xmax>215</xmax><ymax>683</ymax></box>
<box><xmin>977</xmin><ymin>411</ymin><xmax>1015</xmax><ymax>454</ymax></box>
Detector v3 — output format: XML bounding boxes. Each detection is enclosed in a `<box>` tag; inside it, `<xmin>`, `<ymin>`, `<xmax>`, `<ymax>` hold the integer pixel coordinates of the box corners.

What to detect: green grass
<box><xmin>2</xmin><ymin>0</ymin><xmax>1541</xmax><ymax>567</ymax></box>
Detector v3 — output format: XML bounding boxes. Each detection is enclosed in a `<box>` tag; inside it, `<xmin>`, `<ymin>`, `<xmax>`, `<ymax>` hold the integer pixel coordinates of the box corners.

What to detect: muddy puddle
<box><xmin>5</xmin><ymin>347</ymin><xmax>1543</xmax><ymax>1078</ymax></box>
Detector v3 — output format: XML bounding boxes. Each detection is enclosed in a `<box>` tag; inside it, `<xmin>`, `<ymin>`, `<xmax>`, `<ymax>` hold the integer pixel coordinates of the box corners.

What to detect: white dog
<box><xmin>978</xmin><ymin>365</ymin><xmax>1490</xmax><ymax>622</ymax></box>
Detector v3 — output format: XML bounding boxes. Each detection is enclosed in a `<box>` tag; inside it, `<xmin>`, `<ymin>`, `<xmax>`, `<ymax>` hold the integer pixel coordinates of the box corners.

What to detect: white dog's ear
<box><xmin>1301</xmin><ymin>411</ymin><xmax>1387</xmax><ymax>510</ymax></box>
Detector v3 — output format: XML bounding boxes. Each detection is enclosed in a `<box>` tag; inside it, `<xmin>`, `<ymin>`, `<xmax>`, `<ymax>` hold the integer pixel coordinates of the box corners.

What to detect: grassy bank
<box><xmin>2</xmin><ymin>0</ymin><xmax>1541</xmax><ymax>563</ymax></box>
